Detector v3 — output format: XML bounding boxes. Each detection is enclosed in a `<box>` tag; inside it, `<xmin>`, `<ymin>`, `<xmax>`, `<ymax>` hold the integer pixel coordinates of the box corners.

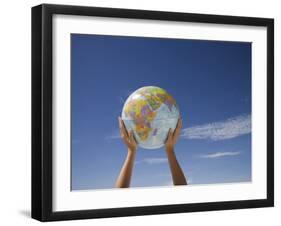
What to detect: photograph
<box><xmin>71</xmin><ymin>34</ymin><xmax>252</xmax><ymax>190</ymax></box>
<box><xmin>31</xmin><ymin>3</ymin><xmax>274</xmax><ymax>221</ymax></box>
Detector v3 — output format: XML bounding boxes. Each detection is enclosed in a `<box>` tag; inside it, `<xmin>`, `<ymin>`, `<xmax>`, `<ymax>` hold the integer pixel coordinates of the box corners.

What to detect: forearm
<box><xmin>115</xmin><ymin>150</ymin><xmax>136</xmax><ymax>188</ymax></box>
<box><xmin>166</xmin><ymin>148</ymin><xmax>187</xmax><ymax>185</ymax></box>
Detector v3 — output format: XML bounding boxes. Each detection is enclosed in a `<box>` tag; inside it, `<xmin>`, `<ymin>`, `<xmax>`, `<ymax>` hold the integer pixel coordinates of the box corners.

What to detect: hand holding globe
<box><xmin>116</xmin><ymin>87</ymin><xmax>187</xmax><ymax>188</ymax></box>
<box><xmin>118</xmin><ymin>117</ymin><xmax>137</xmax><ymax>152</ymax></box>
<box><xmin>165</xmin><ymin>118</ymin><xmax>183</xmax><ymax>151</ymax></box>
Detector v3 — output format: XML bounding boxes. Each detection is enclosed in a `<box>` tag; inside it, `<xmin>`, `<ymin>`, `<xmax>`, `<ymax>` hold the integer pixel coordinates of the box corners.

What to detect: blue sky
<box><xmin>71</xmin><ymin>34</ymin><xmax>252</xmax><ymax>190</ymax></box>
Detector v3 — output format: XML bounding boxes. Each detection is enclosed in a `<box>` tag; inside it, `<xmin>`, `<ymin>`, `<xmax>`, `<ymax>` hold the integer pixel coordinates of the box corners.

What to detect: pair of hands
<box><xmin>116</xmin><ymin>117</ymin><xmax>187</xmax><ymax>187</ymax></box>
<box><xmin>118</xmin><ymin>117</ymin><xmax>183</xmax><ymax>153</ymax></box>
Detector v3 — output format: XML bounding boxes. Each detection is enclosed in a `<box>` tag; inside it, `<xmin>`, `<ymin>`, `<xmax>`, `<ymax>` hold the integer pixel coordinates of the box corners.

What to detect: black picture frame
<box><xmin>32</xmin><ymin>3</ymin><xmax>274</xmax><ymax>222</ymax></box>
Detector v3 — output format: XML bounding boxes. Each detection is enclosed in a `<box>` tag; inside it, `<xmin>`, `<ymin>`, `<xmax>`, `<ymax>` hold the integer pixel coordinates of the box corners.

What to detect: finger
<box><xmin>119</xmin><ymin>118</ymin><xmax>129</xmax><ymax>139</ymax></box>
<box><xmin>175</xmin><ymin>118</ymin><xmax>182</xmax><ymax>132</ymax></box>
<box><xmin>165</xmin><ymin>128</ymin><xmax>173</xmax><ymax>143</ymax></box>
<box><xmin>118</xmin><ymin>118</ymin><xmax>130</xmax><ymax>145</ymax></box>
<box><xmin>129</xmin><ymin>130</ymin><xmax>134</xmax><ymax>140</ymax></box>
<box><xmin>129</xmin><ymin>130</ymin><xmax>137</xmax><ymax>144</ymax></box>
<box><xmin>173</xmin><ymin>118</ymin><xmax>182</xmax><ymax>140</ymax></box>
<box><xmin>118</xmin><ymin>117</ymin><xmax>124</xmax><ymax>130</ymax></box>
<box><xmin>118</xmin><ymin>117</ymin><xmax>122</xmax><ymax>130</ymax></box>
<box><xmin>120</xmin><ymin>118</ymin><xmax>129</xmax><ymax>137</ymax></box>
<box><xmin>118</xmin><ymin>117</ymin><xmax>125</xmax><ymax>136</ymax></box>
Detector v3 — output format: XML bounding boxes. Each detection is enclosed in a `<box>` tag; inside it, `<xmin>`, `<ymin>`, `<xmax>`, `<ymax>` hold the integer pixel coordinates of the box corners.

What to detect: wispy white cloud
<box><xmin>136</xmin><ymin>157</ymin><xmax>168</xmax><ymax>165</ymax></box>
<box><xmin>181</xmin><ymin>114</ymin><xmax>251</xmax><ymax>141</ymax></box>
<box><xmin>106</xmin><ymin>134</ymin><xmax>120</xmax><ymax>139</ymax></box>
<box><xmin>200</xmin><ymin>151</ymin><xmax>241</xmax><ymax>159</ymax></box>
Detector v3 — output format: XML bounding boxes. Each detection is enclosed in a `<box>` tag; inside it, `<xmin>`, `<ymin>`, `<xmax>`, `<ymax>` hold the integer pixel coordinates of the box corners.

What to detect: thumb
<box><xmin>129</xmin><ymin>130</ymin><xmax>134</xmax><ymax>140</ymax></box>
<box><xmin>169</xmin><ymin>128</ymin><xmax>173</xmax><ymax>136</ymax></box>
<box><xmin>166</xmin><ymin>129</ymin><xmax>172</xmax><ymax>141</ymax></box>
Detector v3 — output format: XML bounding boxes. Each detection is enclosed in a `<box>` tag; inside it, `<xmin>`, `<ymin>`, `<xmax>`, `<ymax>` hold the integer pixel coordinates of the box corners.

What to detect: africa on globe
<box><xmin>121</xmin><ymin>86</ymin><xmax>180</xmax><ymax>149</ymax></box>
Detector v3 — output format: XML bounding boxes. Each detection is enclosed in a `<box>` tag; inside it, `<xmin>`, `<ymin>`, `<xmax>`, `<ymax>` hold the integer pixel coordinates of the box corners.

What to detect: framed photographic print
<box><xmin>32</xmin><ymin>4</ymin><xmax>274</xmax><ymax>221</ymax></box>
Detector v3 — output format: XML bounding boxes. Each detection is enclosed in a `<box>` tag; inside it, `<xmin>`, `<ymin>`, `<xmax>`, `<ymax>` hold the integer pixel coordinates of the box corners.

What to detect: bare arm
<box><xmin>166</xmin><ymin>147</ymin><xmax>187</xmax><ymax>185</ymax></box>
<box><xmin>115</xmin><ymin>117</ymin><xmax>137</xmax><ymax>188</ymax></box>
<box><xmin>165</xmin><ymin>119</ymin><xmax>187</xmax><ymax>185</ymax></box>
<box><xmin>115</xmin><ymin>149</ymin><xmax>136</xmax><ymax>188</ymax></box>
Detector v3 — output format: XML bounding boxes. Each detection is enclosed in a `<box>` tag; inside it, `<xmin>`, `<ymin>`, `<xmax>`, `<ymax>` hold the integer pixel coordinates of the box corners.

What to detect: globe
<box><xmin>121</xmin><ymin>86</ymin><xmax>180</xmax><ymax>149</ymax></box>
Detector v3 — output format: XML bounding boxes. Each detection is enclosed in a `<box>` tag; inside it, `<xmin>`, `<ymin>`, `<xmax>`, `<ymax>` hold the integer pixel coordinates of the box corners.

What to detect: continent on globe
<box><xmin>121</xmin><ymin>86</ymin><xmax>180</xmax><ymax>150</ymax></box>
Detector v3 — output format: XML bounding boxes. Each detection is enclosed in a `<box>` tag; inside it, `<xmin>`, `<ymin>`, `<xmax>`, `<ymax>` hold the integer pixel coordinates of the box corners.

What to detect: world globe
<box><xmin>121</xmin><ymin>86</ymin><xmax>180</xmax><ymax>149</ymax></box>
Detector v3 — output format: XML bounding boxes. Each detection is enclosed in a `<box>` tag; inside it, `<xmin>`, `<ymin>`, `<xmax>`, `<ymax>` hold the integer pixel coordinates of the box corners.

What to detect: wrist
<box><xmin>165</xmin><ymin>146</ymin><xmax>174</xmax><ymax>154</ymax></box>
<box><xmin>128</xmin><ymin>148</ymin><xmax>136</xmax><ymax>155</ymax></box>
